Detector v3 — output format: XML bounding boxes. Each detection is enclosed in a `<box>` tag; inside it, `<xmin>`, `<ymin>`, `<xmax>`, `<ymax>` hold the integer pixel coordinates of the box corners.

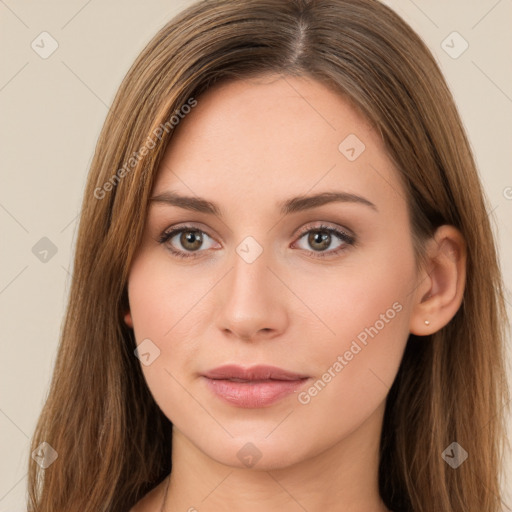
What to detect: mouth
<box><xmin>201</xmin><ymin>364</ymin><xmax>311</xmax><ymax>408</ymax></box>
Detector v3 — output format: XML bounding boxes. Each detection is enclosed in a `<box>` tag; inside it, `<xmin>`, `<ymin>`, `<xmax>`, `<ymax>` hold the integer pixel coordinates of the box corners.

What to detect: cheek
<box><xmin>127</xmin><ymin>250</ymin><xmax>205</xmax><ymax>341</ymax></box>
<box><xmin>294</xmin><ymin>241</ymin><xmax>415</xmax><ymax>418</ymax></box>
<box><xmin>302</xmin><ymin>234</ymin><xmax>414</xmax><ymax>343</ymax></box>
<box><xmin>127</xmin><ymin>249</ymin><xmax>220</xmax><ymax>392</ymax></box>
<box><xmin>288</xmin><ymin>292</ymin><xmax>412</xmax><ymax>457</ymax></box>
<box><xmin>293</xmin><ymin>310</ymin><xmax>410</xmax><ymax>454</ymax></box>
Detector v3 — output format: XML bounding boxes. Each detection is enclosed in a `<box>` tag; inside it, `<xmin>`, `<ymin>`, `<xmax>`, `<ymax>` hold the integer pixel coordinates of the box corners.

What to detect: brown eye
<box><xmin>307</xmin><ymin>231</ymin><xmax>332</xmax><ymax>251</ymax></box>
<box><xmin>293</xmin><ymin>224</ymin><xmax>355</xmax><ymax>259</ymax></box>
<box><xmin>158</xmin><ymin>226</ymin><xmax>219</xmax><ymax>260</ymax></box>
<box><xmin>179</xmin><ymin>230</ymin><xmax>203</xmax><ymax>251</ymax></box>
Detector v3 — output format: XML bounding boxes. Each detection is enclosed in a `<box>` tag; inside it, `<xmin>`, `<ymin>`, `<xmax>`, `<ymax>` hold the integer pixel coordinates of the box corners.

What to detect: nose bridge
<box><xmin>228</xmin><ymin>237</ymin><xmax>274</xmax><ymax>308</ymax></box>
<box><xmin>215</xmin><ymin>235</ymin><xmax>287</xmax><ymax>340</ymax></box>
<box><xmin>227</xmin><ymin>230</ymin><xmax>270</xmax><ymax>281</ymax></box>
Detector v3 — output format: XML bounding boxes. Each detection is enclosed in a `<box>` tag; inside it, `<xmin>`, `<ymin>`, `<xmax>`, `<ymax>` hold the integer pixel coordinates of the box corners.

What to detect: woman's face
<box><xmin>126</xmin><ymin>74</ymin><xmax>421</xmax><ymax>470</ymax></box>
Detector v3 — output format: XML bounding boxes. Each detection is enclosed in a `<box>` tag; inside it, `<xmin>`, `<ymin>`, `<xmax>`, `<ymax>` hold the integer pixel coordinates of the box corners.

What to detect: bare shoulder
<box><xmin>129</xmin><ymin>479</ymin><xmax>167</xmax><ymax>512</ymax></box>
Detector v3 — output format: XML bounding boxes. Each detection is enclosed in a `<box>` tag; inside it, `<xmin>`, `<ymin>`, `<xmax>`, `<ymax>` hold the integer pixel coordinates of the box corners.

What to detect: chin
<box><xmin>202</xmin><ymin>436</ymin><xmax>309</xmax><ymax>471</ymax></box>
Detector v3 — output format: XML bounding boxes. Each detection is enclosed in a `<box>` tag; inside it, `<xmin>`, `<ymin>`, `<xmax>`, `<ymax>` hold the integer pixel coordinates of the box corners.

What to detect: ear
<box><xmin>409</xmin><ymin>225</ymin><xmax>467</xmax><ymax>336</ymax></box>
<box><xmin>123</xmin><ymin>310</ymin><xmax>134</xmax><ymax>329</ymax></box>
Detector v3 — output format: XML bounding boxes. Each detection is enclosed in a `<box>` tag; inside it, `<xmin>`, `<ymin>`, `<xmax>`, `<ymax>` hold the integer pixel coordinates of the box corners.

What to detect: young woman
<box><xmin>27</xmin><ymin>0</ymin><xmax>510</xmax><ymax>511</ymax></box>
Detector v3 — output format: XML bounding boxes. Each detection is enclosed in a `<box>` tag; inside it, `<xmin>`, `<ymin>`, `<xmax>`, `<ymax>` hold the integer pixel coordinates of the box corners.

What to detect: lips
<box><xmin>203</xmin><ymin>364</ymin><xmax>309</xmax><ymax>381</ymax></box>
<box><xmin>201</xmin><ymin>364</ymin><xmax>310</xmax><ymax>408</ymax></box>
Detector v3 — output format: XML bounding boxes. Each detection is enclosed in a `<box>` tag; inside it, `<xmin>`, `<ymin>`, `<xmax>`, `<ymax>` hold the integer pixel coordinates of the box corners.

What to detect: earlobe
<box><xmin>409</xmin><ymin>225</ymin><xmax>467</xmax><ymax>336</ymax></box>
<box><xmin>123</xmin><ymin>311</ymin><xmax>134</xmax><ymax>329</ymax></box>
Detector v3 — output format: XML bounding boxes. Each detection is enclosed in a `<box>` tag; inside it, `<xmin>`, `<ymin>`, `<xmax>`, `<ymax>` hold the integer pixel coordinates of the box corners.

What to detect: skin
<box><xmin>126</xmin><ymin>74</ymin><xmax>466</xmax><ymax>512</ymax></box>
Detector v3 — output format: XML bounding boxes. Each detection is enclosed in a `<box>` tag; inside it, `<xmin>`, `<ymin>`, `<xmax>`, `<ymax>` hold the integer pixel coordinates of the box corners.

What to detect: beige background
<box><xmin>1</xmin><ymin>0</ymin><xmax>511</xmax><ymax>510</ymax></box>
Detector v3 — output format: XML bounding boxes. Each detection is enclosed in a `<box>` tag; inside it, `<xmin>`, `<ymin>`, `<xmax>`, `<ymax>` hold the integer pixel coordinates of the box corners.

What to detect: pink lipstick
<box><xmin>202</xmin><ymin>364</ymin><xmax>310</xmax><ymax>408</ymax></box>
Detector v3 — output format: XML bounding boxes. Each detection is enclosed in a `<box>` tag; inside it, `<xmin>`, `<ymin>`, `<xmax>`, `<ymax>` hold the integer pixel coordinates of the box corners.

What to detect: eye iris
<box><xmin>181</xmin><ymin>230</ymin><xmax>203</xmax><ymax>251</ymax></box>
<box><xmin>308</xmin><ymin>231</ymin><xmax>330</xmax><ymax>251</ymax></box>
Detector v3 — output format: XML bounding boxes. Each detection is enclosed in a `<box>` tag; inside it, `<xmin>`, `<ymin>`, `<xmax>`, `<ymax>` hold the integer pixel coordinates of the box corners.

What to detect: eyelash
<box><xmin>158</xmin><ymin>223</ymin><xmax>356</xmax><ymax>260</ymax></box>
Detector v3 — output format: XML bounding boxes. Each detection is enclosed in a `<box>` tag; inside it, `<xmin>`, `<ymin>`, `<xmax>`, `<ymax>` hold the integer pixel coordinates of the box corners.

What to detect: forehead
<box><xmin>152</xmin><ymin>75</ymin><xmax>406</xmax><ymax>218</ymax></box>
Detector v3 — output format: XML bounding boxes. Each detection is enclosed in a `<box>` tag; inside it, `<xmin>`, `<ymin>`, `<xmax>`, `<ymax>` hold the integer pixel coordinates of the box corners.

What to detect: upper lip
<box><xmin>202</xmin><ymin>364</ymin><xmax>309</xmax><ymax>381</ymax></box>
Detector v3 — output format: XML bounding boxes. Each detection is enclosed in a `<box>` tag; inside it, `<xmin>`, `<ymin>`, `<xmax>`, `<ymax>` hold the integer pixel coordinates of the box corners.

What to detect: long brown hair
<box><xmin>27</xmin><ymin>0</ymin><xmax>510</xmax><ymax>510</ymax></box>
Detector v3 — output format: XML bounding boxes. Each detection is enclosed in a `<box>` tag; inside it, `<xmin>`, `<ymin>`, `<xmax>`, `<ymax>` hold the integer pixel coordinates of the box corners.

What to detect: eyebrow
<box><xmin>149</xmin><ymin>190</ymin><xmax>378</xmax><ymax>216</ymax></box>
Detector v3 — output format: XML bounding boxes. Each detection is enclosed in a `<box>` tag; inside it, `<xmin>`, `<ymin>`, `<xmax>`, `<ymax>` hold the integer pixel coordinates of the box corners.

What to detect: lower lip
<box><xmin>203</xmin><ymin>377</ymin><xmax>310</xmax><ymax>408</ymax></box>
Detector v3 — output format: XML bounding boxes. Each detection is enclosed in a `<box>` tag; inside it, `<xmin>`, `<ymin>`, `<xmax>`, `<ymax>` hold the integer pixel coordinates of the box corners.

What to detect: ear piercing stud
<box><xmin>424</xmin><ymin>320</ymin><xmax>430</xmax><ymax>326</ymax></box>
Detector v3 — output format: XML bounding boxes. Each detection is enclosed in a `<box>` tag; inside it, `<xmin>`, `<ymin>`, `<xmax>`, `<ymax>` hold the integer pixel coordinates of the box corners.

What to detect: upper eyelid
<box><xmin>161</xmin><ymin>220</ymin><xmax>350</xmax><ymax>234</ymax></box>
<box><xmin>161</xmin><ymin>223</ymin><xmax>216</xmax><ymax>240</ymax></box>
<box><xmin>295</xmin><ymin>222</ymin><xmax>353</xmax><ymax>238</ymax></box>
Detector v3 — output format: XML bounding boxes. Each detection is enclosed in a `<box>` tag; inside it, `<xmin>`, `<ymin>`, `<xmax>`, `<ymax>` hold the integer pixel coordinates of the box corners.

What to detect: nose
<box><xmin>215</xmin><ymin>245</ymin><xmax>289</xmax><ymax>342</ymax></box>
